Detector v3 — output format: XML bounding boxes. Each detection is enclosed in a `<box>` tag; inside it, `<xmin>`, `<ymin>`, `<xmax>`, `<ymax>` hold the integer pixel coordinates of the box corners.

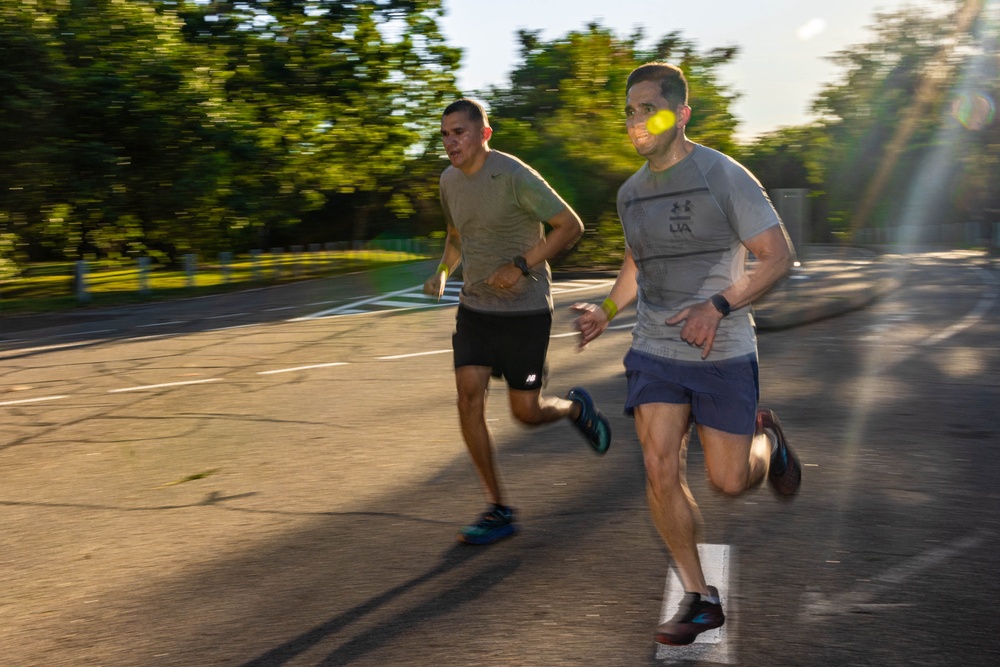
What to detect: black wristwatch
<box><xmin>710</xmin><ymin>294</ymin><xmax>731</xmax><ymax>317</ymax></box>
<box><xmin>512</xmin><ymin>255</ymin><xmax>530</xmax><ymax>277</ymax></box>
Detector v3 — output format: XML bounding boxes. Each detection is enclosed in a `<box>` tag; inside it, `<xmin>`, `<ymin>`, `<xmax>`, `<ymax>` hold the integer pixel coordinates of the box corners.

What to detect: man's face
<box><xmin>440</xmin><ymin>111</ymin><xmax>490</xmax><ymax>173</ymax></box>
<box><xmin>624</xmin><ymin>80</ymin><xmax>682</xmax><ymax>159</ymax></box>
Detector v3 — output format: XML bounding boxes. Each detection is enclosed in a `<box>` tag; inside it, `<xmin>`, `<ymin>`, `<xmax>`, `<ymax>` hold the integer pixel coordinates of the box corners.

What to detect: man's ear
<box><xmin>677</xmin><ymin>105</ymin><xmax>692</xmax><ymax>127</ymax></box>
<box><xmin>482</xmin><ymin>125</ymin><xmax>493</xmax><ymax>143</ymax></box>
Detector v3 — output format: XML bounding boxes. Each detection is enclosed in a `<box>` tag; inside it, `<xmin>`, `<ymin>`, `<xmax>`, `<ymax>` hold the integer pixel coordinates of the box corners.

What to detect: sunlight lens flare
<box><xmin>951</xmin><ymin>92</ymin><xmax>996</xmax><ymax>130</ymax></box>
<box><xmin>646</xmin><ymin>109</ymin><xmax>676</xmax><ymax>135</ymax></box>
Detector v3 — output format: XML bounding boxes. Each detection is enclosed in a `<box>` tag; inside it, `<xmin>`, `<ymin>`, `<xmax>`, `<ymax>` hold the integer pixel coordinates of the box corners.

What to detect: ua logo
<box><xmin>670</xmin><ymin>200</ymin><xmax>692</xmax><ymax>218</ymax></box>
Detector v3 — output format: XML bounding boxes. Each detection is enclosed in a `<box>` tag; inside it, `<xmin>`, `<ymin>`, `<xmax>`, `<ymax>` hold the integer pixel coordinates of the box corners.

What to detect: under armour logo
<box><xmin>671</xmin><ymin>200</ymin><xmax>692</xmax><ymax>215</ymax></box>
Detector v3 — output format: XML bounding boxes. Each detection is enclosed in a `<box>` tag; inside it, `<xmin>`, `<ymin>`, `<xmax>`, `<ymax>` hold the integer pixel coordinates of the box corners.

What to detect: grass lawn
<box><xmin>0</xmin><ymin>249</ymin><xmax>431</xmax><ymax>315</ymax></box>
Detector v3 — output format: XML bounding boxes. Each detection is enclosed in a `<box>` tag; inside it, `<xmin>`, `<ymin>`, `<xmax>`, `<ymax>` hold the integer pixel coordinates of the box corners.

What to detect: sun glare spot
<box><xmin>936</xmin><ymin>347</ymin><xmax>982</xmax><ymax>378</ymax></box>
<box><xmin>796</xmin><ymin>18</ymin><xmax>827</xmax><ymax>41</ymax></box>
<box><xmin>951</xmin><ymin>92</ymin><xmax>996</xmax><ymax>130</ymax></box>
<box><xmin>647</xmin><ymin>109</ymin><xmax>676</xmax><ymax>135</ymax></box>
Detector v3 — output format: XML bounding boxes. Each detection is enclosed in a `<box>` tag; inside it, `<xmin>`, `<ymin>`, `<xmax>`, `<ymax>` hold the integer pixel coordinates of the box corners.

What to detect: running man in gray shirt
<box><xmin>574</xmin><ymin>63</ymin><xmax>803</xmax><ymax>646</ymax></box>
<box><xmin>424</xmin><ymin>99</ymin><xmax>612</xmax><ymax>546</ymax></box>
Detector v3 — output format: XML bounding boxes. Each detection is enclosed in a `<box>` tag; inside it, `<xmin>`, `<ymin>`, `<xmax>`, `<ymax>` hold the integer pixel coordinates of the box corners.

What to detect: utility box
<box><xmin>770</xmin><ymin>188</ymin><xmax>810</xmax><ymax>262</ymax></box>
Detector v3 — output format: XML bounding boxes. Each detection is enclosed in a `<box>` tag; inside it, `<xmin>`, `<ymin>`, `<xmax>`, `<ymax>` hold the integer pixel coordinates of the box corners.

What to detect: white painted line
<box><xmin>608</xmin><ymin>322</ymin><xmax>635</xmax><ymax>331</ymax></box>
<box><xmin>205</xmin><ymin>323</ymin><xmax>260</xmax><ymax>333</ymax></box>
<box><xmin>0</xmin><ymin>340</ymin><xmax>94</xmax><ymax>357</ymax></box>
<box><xmin>552</xmin><ymin>331</ymin><xmax>580</xmax><ymax>339</ymax></box>
<box><xmin>206</xmin><ymin>312</ymin><xmax>249</xmax><ymax>320</ymax></box>
<box><xmin>805</xmin><ymin>531</ymin><xmax>988</xmax><ymax>619</ymax></box>
<box><xmin>263</xmin><ymin>305</ymin><xmax>299</xmax><ymax>312</ymax></box>
<box><xmin>136</xmin><ymin>321</ymin><xmax>187</xmax><ymax>328</ymax></box>
<box><xmin>921</xmin><ymin>270</ymin><xmax>995</xmax><ymax>346</ymax></box>
<box><xmin>372</xmin><ymin>299</ymin><xmax>439</xmax><ymax>308</ymax></box>
<box><xmin>130</xmin><ymin>333</ymin><xmax>175</xmax><ymax>342</ymax></box>
<box><xmin>0</xmin><ymin>395</ymin><xmax>70</xmax><ymax>407</ymax></box>
<box><xmin>257</xmin><ymin>362</ymin><xmax>349</xmax><ymax>375</ymax></box>
<box><xmin>551</xmin><ymin>280</ymin><xmax>615</xmax><ymax>295</ymax></box>
<box><xmin>656</xmin><ymin>544</ymin><xmax>733</xmax><ymax>664</ymax></box>
<box><xmin>377</xmin><ymin>349</ymin><xmax>451</xmax><ymax>360</ymax></box>
<box><xmin>108</xmin><ymin>378</ymin><xmax>222</xmax><ymax>393</ymax></box>
<box><xmin>55</xmin><ymin>329</ymin><xmax>116</xmax><ymax>338</ymax></box>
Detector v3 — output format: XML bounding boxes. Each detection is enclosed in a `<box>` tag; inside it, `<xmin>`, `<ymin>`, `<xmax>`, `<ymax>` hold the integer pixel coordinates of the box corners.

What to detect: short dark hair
<box><xmin>443</xmin><ymin>98</ymin><xmax>490</xmax><ymax>127</ymax></box>
<box><xmin>625</xmin><ymin>63</ymin><xmax>689</xmax><ymax>108</ymax></box>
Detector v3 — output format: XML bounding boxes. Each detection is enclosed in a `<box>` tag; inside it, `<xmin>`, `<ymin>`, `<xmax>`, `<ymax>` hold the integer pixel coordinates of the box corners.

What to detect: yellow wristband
<box><xmin>437</xmin><ymin>263</ymin><xmax>449</xmax><ymax>278</ymax></box>
<box><xmin>600</xmin><ymin>297</ymin><xmax>618</xmax><ymax>321</ymax></box>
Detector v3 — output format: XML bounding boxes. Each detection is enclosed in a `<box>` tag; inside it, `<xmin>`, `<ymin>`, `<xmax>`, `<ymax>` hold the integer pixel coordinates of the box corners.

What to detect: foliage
<box><xmin>748</xmin><ymin>0</ymin><xmax>1000</xmax><ymax>241</ymax></box>
<box><xmin>483</xmin><ymin>24</ymin><xmax>742</xmax><ymax>267</ymax></box>
<box><xmin>0</xmin><ymin>0</ymin><xmax>458</xmax><ymax>266</ymax></box>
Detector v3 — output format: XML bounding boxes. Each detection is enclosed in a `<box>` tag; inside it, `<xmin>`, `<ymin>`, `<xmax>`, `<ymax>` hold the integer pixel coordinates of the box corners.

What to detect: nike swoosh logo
<box><xmin>491</xmin><ymin>173</ymin><xmax>502</xmax><ymax>179</ymax></box>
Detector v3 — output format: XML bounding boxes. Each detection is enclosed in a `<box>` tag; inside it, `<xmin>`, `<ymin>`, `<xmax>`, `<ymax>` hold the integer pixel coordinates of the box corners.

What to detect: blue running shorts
<box><xmin>623</xmin><ymin>348</ymin><xmax>759</xmax><ymax>435</ymax></box>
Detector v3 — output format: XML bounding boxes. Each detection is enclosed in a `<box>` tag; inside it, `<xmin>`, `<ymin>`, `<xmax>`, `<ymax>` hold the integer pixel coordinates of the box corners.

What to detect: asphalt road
<box><xmin>1</xmin><ymin>251</ymin><xmax>998</xmax><ymax>666</ymax></box>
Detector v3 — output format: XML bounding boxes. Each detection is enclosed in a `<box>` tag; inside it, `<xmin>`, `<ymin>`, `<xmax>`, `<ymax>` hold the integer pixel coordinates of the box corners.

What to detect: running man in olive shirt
<box><xmin>425</xmin><ymin>98</ymin><xmax>612</xmax><ymax>545</ymax></box>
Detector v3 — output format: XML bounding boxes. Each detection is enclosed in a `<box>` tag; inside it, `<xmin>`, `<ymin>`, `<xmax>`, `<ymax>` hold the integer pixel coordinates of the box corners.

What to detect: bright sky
<box><xmin>438</xmin><ymin>0</ymin><xmax>949</xmax><ymax>139</ymax></box>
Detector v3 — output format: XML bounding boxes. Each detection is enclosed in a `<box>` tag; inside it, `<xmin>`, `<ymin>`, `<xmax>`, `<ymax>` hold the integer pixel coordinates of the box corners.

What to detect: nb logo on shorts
<box><xmin>525</xmin><ymin>374</ymin><xmax>537</xmax><ymax>384</ymax></box>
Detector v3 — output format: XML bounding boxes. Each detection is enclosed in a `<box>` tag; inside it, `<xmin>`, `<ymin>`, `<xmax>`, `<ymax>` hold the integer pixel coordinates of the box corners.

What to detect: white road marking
<box><xmin>136</xmin><ymin>321</ymin><xmax>187</xmax><ymax>328</ymax></box>
<box><xmin>206</xmin><ymin>312</ymin><xmax>249</xmax><ymax>320</ymax></box>
<box><xmin>0</xmin><ymin>340</ymin><xmax>95</xmax><ymax>358</ymax></box>
<box><xmin>292</xmin><ymin>278</ymin><xmax>613</xmax><ymax>321</ymax></box>
<box><xmin>108</xmin><ymin>379</ymin><xmax>222</xmax><ymax>393</ymax></box>
<box><xmin>0</xmin><ymin>395</ymin><xmax>69</xmax><ymax>407</ymax></box>
<box><xmin>804</xmin><ymin>531</ymin><xmax>989</xmax><ymax>619</ymax></box>
<box><xmin>377</xmin><ymin>349</ymin><xmax>451</xmax><ymax>360</ymax></box>
<box><xmin>55</xmin><ymin>329</ymin><xmax>115</xmax><ymax>338</ymax></box>
<box><xmin>657</xmin><ymin>544</ymin><xmax>733</xmax><ymax>664</ymax></box>
<box><xmin>921</xmin><ymin>269</ymin><xmax>996</xmax><ymax>346</ymax></box>
<box><xmin>257</xmin><ymin>362</ymin><xmax>350</xmax><ymax>375</ymax></box>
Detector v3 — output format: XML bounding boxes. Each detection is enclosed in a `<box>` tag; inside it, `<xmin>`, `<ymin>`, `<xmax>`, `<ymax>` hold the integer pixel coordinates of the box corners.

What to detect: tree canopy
<box><xmin>1</xmin><ymin>0</ymin><xmax>996</xmax><ymax>277</ymax></box>
<box><xmin>0</xmin><ymin>0</ymin><xmax>459</xmax><ymax>267</ymax></box>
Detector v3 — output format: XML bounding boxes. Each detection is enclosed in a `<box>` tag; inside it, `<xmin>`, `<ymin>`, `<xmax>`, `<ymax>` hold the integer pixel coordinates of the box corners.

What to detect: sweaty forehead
<box><xmin>442</xmin><ymin>111</ymin><xmax>477</xmax><ymax>129</ymax></box>
<box><xmin>626</xmin><ymin>80</ymin><xmax>666</xmax><ymax>106</ymax></box>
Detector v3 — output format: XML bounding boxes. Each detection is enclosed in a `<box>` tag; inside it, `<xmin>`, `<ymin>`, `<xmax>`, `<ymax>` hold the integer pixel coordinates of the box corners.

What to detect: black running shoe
<box><xmin>566</xmin><ymin>387</ymin><xmax>611</xmax><ymax>454</ymax></box>
<box><xmin>758</xmin><ymin>408</ymin><xmax>801</xmax><ymax>496</ymax></box>
<box><xmin>457</xmin><ymin>505</ymin><xmax>517</xmax><ymax>545</ymax></box>
<box><xmin>655</xmin><ymin>586</ymin><xmax>725</xmax><ymax>646</ymax></box>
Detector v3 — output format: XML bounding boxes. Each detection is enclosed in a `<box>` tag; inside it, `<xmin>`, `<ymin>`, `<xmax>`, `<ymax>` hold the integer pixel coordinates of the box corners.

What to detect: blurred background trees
<box><xmin>0</xmin><ymin>0</ymin><xmax>996</xmax><ymax>274</ymax></box>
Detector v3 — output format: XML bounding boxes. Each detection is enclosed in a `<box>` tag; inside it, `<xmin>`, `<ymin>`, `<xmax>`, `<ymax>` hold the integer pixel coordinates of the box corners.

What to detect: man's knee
<box><xmin>510</xmin><ymin>399</ymin><xmax>544</xmax><ymax>425</ymax></box>
<box><xmin>707</xmin><ymin>467</ymin><xmax>751</xmax><ymax>496</ymax></box>
<box><xmin>643</xmin><ymin>449</ymin><xmax>683</xmax><ymax>491</ymax></box>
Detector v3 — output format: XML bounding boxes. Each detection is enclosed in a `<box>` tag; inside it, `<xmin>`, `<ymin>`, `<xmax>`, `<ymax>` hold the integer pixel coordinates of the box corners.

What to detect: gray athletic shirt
<box><xmin>440</xmin><ymin>150</ymin><xmax>569</xmax><ymax>314</ymax></box>
<box><xmin>617</xmin><ymin>144</ymin><xmax>784</xmax><ymax>362</ymax></box>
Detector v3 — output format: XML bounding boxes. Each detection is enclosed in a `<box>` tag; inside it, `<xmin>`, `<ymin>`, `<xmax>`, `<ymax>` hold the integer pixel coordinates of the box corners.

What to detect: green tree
<box><xmin>483</xmin><ymin>23</ymin><xmax>741</xmax><ymax>266</ymax></box>
<box><xmin>808</xmin><ymin>0</ymin><xmax>996</xmax><ymax>240</ymax></box>
<box><xmin>173</xmin><ymin>0</ymin><xmax>460</xmax><ymax>246</ymax></box>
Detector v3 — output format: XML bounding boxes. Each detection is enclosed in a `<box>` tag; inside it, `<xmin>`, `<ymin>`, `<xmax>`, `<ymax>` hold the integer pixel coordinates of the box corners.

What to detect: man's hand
<box><xmin>484</xmin><ymin>262</ymin><xmax>523</xmax><ymax>290</ymax></box>
<box><xmin>423</xmin><ymin>269</ymin><xmax>447</xmax><ymax>301</ymax></box>
<box><xmin>665</xmin><ymin>300</ymin><xmax>724</xmax><ymax>358</ymax></box>
<box><xmin>571</xmin><ymin>302</ymin><xmax>609</xmax><ymax>349</ymax></box>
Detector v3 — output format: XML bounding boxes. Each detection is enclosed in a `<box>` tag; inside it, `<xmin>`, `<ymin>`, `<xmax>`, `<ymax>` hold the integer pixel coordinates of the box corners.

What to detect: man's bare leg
<box><xmin>698</xmin><ymin>424</ymin><xmax>769</xmax><ymax>495</ymax></box>
<box><xmin>455</xmin><ymin>365</ymin><xmax>503</xmax><ymax>504</ymax></box>
<box><xmin>634</xmin><ymin>402</ymin><xmax>709</xmax><ymax>597</ymax></box>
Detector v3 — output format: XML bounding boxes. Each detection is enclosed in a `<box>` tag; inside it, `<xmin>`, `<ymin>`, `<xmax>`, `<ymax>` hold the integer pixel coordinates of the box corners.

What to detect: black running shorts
<box><xmin>453</xmin><ymin>306</ymin><xmax>551</xmax><ymax>391</ymax></box>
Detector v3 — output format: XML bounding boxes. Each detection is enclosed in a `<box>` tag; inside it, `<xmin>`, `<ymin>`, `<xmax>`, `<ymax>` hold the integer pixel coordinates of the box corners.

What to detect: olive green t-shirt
<box><xmin>440</xmin><ymin>150</ymin><xmax>569</xmax><ymax>314</ymax></box>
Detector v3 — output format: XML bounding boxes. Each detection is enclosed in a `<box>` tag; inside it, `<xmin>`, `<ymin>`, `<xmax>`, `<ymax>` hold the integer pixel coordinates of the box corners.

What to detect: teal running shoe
<box><xmin>567</xmin><ymin>387</ymin><xmax>611</xmax><ymax>454</ymax></box>
<box><xmin>457</xmin><ymin>505</ymin><xmax>517</xmax><ymax>545</ymax></box>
